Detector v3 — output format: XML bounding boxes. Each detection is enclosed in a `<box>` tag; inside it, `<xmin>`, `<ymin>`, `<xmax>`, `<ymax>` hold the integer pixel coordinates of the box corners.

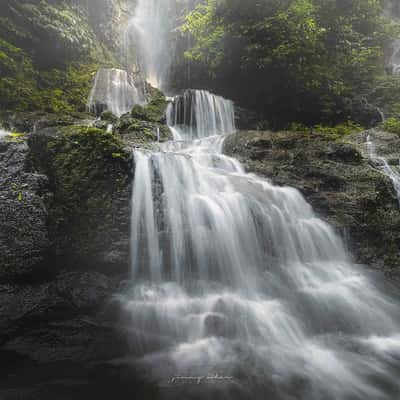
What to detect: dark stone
<box><xmin>224</xmin><ymin>129</ymin><xmax>400</xmax><ymax>281</ymax></box>
<box><xmin>348</xmin><ymin>98</ymin><xmax>383</xmax><ymax>128</ymax></box>
<box><xmin>0</xmin><ymin>140</ymin><xmax>51</xmax><ymax>282</ymax></box>
<box><xmin>326</xmin><ymin>143</ymin><xmax>363</xmax><ymax>163</ymax></box>
<box><xmin>0</xmin><ymin>271</ymin><xmax>122</xmax><ymax>361</ymax></box>
<box><xmin>235</xmin><ymin>106</ymin><xmax>264</xmax><ymax>130</ymax></box>
<box><xmin>27</xmin><ymin>126</ymin><xmax>133</xmax><ymax>276</ymax></box>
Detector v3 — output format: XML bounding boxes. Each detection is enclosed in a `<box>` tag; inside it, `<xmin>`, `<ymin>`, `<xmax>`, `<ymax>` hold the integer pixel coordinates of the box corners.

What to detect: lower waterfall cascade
<box><xmin>117</xmin><ymin>91</ymin><xmax>400</xmax><ymax>399</ymax></box>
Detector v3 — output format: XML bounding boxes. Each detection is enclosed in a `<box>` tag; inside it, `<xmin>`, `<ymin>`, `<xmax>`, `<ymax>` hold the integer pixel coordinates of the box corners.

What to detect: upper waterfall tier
<box><xmin>166</xmin><ymin>89</ymin><xmax>236</xmax><ymax>140</ymax></box>
<box><xmin>125</xmin><ymin>0</ymin><xmax>174</xmax><ymax>90</ymax></box>
<box><xmin>87</xmin><ymin>68</ymin><xmax>146</xmax><ymax>117</ymax></box>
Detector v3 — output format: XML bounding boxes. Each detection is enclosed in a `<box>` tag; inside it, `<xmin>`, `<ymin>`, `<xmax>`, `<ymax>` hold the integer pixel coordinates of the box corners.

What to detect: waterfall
<box><xmin>120</xmin><ymin>97</ymin><xmax>400</xmax><ymax>399</ymax></box>
<box><xmin>167</xmin><ymin>90</ymin><xmax>236</xmax><ymax>140</ymax></box>
<box><xmin>87</xmin><ymin>68</ymin><xmax>145</xmax><ymax>117</ymax></box>
<box><xmin>389</xmin><ymin>39</ymin><xmax>400</xmax><ymax>75</ymax></box>
<box><xmin>367</xmin><ymin>132</ymin><xmax>400</xmax><ymax>205</ymax></box>
<box><xmin>0</xmin><ymin>129</ymin><xmax>10</xmax><ymax>139</ymax></box>
<box><xmin>125</xmin><ymin>0</ymin><xmax>175</xmax><ymax>90</ymax></box>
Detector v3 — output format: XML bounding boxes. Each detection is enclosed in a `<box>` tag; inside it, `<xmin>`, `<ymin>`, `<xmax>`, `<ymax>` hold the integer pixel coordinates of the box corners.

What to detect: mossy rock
<box><xmin>28</xmin><ymin>126</ymin><xmax>132</xmax><ymax>273</ymax></box>
<box><xmin>100</xmin><ymin>110</ymin><xmax>118</xmax><ymax>123</ymax></box>
<box><xmin>131</xmin><ymin>87</ymin><xmax>168</xmax><ymax>124</ymax></box>
<box><xmin>382</xmin><ymin>118</ymin><xmax>400</xmax><ymax>136</ymax></box>
<box><xmin>117</xmin><ymin>115</ymin><xmax>172</xmax><ymax>143</ymax></box>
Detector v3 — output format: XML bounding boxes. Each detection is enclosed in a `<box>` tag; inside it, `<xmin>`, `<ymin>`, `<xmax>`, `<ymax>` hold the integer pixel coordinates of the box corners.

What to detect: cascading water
<box><xmin>118</xmin><ymin>97</ymin><xmax>400</xmax><ymax>399</ymax></box>
<box><xmin>0</xmin><ymin>129</ymin><xmax>10</xmax><ymax>139</ymax></box>
<box><xmin>125</xmin><ymin>0</ymin><xmax>174</xmax><ymax>90</ymax></box>
<box><xmin>367</xmin><ymin>132</ymin><xmax>400</xmax><ymax>205</ymax></box>
<box><xmin>87</xmin><ymin>68</ymin><xmax>145</xmax><ymax>117</ymax></box>
<box><xmin>389</xmin><ymin>39</ymin><xmax>400</xmax><ymax>75</ymax></box>
<box><xmin>167</xmin><ymin>89</ymin><xmax>236</xmax><ymax>140</ymax></box>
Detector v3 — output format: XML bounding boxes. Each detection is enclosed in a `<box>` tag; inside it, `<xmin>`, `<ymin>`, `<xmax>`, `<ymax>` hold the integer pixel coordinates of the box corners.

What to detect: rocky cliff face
<box><xmin>0</xmin><ymin>138</ymin><xmax>50</xmax><ymax>281</ymax></box>
<box><xmin>224</xmin><ymin>129</ymin><xmax>400</xmax><ymax>282</ymax></box>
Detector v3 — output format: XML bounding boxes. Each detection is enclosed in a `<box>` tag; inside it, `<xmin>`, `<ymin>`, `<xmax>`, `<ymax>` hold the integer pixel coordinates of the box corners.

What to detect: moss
<box><xmin>288</xmin><ymin>121</ymin><xmax>363</xmax><ymax>140</ymax></box>
<box><xmin>382</xmin><ymin>117</ymin><xmax>400</xmax><ymax>135</ymax></box>
<box><xmin>29</xmin><ymin>126</ymin><xmax>131</xmax><ymax>258</ymax></box>
<box><xmin>312</xmin><ymin>122</ymin><xmax>363</xmax><ymax>139</ymax></box>
<box><xmin>101</xmin><ymin>111</ymin><xmax>118</xmax><ymax>123</ymax></box>
<box><xmin>131</xmin><ymin>87</ymin><xmax>168</xmax><ymax>123</ymax></box>
<box><xmin>116</xmin><ymin>115</ymin><xmax>172</xmax><ymax>144</ymax></box>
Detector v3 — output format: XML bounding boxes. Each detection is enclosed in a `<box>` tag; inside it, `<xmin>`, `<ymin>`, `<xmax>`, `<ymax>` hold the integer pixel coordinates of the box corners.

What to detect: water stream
<box><xmin>367</xmin><ymin>132</ymin><xmax>400</xmax><ymax>205</ymax></box>
<box><xmin>115</xmin><ymin>96</ymin><xmax>400</xmax><ymax>399</ymax></box>
<box><xmin>106</xmin><ymin>2</ymin><xmax>400</xmax><ymax>398</ymax></box>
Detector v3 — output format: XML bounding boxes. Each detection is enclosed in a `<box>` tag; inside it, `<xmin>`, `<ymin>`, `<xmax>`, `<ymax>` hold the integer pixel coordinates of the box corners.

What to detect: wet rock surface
<box><xmin>0</xmin><ymin>125</ymin><xmax>137</xmax><ymax>398</ymax></box>
<box><xmin>0</xmin><ymin>139</ymin><xmax>51</xmax><ymax>281</ymax></box>
<box><xmin>224</xmin><ymin>129</ymin><xmax>400</xmax><ymax>281</ymax></box>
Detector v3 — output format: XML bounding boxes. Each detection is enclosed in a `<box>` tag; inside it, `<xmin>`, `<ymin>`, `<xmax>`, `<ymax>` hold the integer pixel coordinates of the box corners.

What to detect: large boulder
<box><xmin>28</xmin><ymin>126</ymin><xmax>133</xmax><ymax>275</ymax></box>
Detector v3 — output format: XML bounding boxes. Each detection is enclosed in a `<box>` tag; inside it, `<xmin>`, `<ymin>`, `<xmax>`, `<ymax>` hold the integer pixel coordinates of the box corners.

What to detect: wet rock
<box><xmin>224</xmin><ymin>130</ymin><xmax>400</xmax><ymax>280</ymax></box>
<box><xmin>100</xmin><ymin>110</ymin><xmax>118</xmax><ymax>123</ymax></box>
<box><xmin>347</xmin><ymin>98</ymin><xmax>383</xmax><ymax>128</ymax></box>
<box><xmin>28</xmin><ymin>126</ymin><xmax>133</xmax><ymax>276</ymax></box>
<box><xmin>117</xmin><ymin>114</ymin><xmax>172</xmax><ymax>144</ymax></box>
<box><xmin>0</xmin><ymin>111</ymin><xmax>94</xmax><ymax>134</ymax></box>
<box><xmin>0</xmin><ymin>140</ymin><xmax>51</xmax><ymax>281</ymax></box>
<box><xmin>0</xmin><ymin>272</ymin><xmax>123</xmax><ymax>362</ymax></box>
<box><xmin>326</xmin><ymin>143</ymin><xmax>363</xmax><ymax>163</ymax></box>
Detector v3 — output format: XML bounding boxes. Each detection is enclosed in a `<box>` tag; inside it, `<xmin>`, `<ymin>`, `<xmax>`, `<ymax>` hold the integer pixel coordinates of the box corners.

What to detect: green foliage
<box><xmin>181</xmin><ymin>0</ymin><xmax>394</xmax><ymax>127</ymax></box>
<box><xmin>28</xmin><ymin>125</ymin><xmax>131</xmax><ymax>260</ymax></box>
<box><xmin>101</xmin><ymin>111</ymin><xmax>118</xmax><ymax>123</ymax></box>
<box><xmin>312</xmin><ymin>121</ymin><xmax>364</xmax><ymax>139</ymax></box>
<box><xmin>0</xmin><ymin>0</ymin><xmax>116</xmax><ymax>113</ymax></box>
<box><xmin>38</xmin><ymin>62</ymin><xmax>102</xmax><ymax>113</ymax></box>
<box><xmin>290</xmin><ymin>121</ymin><xmax>363</xmax><ymax>139</ymax></box>
<box><xmin>383</xmin><ymin>117</ymin><xmax>400</xmax><ymax>135</ymax></box>
<box><xmin>131</xmin><ymin>87</ymin><xmax>167</xmax><ymax>123</ymax></box>
<box><xmin>39</xmin><ymin>126</ymin><xmax>128</xmax><ymax>223</ymax></box>
<box><xmin>0</xmin><ymin>38</ymin><xmax>41</xmax><ymax>110</ymax></box>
